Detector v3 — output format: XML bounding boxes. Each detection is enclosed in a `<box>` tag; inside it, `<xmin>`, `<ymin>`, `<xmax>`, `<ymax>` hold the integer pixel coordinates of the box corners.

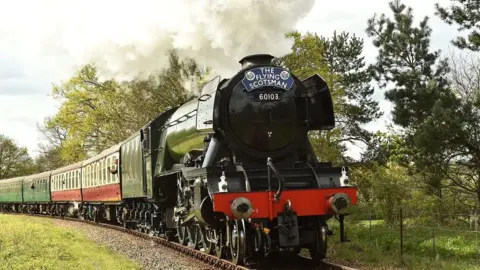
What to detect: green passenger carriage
<box><xmin>23</xmin><ymin>171</ymin><xmax>52</xmax><ymax>213</ymax></box>
<box><xmin>0</xmin><ymin>176</ymin><xmax>25</xmax><ymax>211</ymax></box>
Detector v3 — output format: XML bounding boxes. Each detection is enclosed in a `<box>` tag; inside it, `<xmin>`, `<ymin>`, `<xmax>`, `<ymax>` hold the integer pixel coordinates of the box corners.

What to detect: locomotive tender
<box><xmin>0</xmin><ymin>54</ymin><xmax>357</xmax><ymax>265</ymax></box>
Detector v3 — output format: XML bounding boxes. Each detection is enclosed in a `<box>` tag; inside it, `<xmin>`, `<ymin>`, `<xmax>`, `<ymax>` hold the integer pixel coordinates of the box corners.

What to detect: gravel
<box><xmin>53</xmin><ymin>219</ymin><xmax>217</xmax><ymax>270</ymax></box>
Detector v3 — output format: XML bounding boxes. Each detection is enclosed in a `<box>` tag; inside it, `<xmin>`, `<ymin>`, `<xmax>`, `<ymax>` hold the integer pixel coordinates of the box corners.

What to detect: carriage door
<box><xmin>142</xmin><ymin>126</ymin><xmax>152</xmax><ymax>197</ymax></box>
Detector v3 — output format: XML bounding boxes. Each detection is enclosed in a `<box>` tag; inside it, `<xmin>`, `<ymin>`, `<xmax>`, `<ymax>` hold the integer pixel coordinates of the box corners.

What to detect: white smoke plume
<box><xmin>2</xmin><ymin>0</ymin><xmax>315</xmax><ymax>82</ymax></box>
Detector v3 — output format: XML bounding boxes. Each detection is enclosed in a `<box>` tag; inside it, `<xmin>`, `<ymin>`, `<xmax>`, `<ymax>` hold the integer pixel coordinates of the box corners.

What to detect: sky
<box><xmin>0</xmin><ymin>0</ymin><xmax>460</xmax><ymax>158</ymax></box>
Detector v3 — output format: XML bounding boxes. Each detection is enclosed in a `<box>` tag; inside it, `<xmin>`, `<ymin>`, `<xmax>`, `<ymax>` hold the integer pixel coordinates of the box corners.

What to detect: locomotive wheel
<box><xmin>186</xmin><ymin>225</ymin><xmax>201</xmax><ymax>249</ymax></box>
<box><xmin>229</xmin><ymin>219</ymin><xmax>247</xmax><ymax>265</ymax></box>
<box><xmin>309</xmin><ymin>220</ymin><xmax>328</xmax><ymax>263</ymax></box>
<box><xmin>215</xmin><ymin>228</ymin><xmax>228</xmax><ymax>259</ymax></box>
<box><xmin>59</xmin><ymin>205</ymin><xmax>65</xmax><ymax>218</ymax></box>
<box><xmin>200</xmin><ymin>227</ymin><xmax>216</xmax><ymax>254</ymax></box>
<box><xmin>177</xmin><ymin>219</ymin><xmax>188</xmax><ymax>246</ymax></box>
<box><xmin>121</xmin><ymin>208</ymin><xmax>128</xmax><ymax>228</ymax></box>
<box><xmin>93</xmin><ymin>207</ymin><xmax>99</xmax><ymax>223</ymax></box>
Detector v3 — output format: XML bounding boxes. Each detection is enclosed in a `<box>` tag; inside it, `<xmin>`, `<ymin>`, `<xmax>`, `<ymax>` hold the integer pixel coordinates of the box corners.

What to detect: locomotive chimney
<box><xmin>239</xmin><ymin>54</ymin><xmax>275</xmax><ymax>69</ymax></box>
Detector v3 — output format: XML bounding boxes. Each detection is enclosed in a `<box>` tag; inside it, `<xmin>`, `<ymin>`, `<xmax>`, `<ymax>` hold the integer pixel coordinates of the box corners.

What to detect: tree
<box><xmin>436</xmin><ymin>49</ymin><xmax>480</xmax><ymax>207</ymax></box>
<box><xmin>32</xmin><ymin>144</ymin><xmax>68</xmax><ymax>172</ymax></box>
<box><xmin>366</xmin><ymin>0</ymin><xmax>454</xmax><ymax>129</ymax></box>
<box><xmin>276</xmin><ymin>31</ymin><xmax>381</xmax><ymax>163</ymax></box>
<box><xmin>366</xmin><ymin>0</ymin><xmax>480</xmax><ymax>207</ymax></box>
<box><xmin>435</xmin><ymin>0</ymin><xmax>480</xmax><ymax>51</ymax></box>
<box><xmin>0</xmin><ymin>135</ymin><xmax>35</xmax><ymax>179</ymax></box>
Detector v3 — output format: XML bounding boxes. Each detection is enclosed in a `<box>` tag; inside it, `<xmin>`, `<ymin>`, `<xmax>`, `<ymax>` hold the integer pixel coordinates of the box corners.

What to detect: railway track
<box><xmin>1</xmin><ymin>212</ymin><xmax>357</xmax><ymax>270</ymax></box>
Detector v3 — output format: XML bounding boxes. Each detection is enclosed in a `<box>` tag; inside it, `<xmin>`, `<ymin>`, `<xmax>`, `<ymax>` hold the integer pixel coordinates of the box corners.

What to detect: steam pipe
<box><xmin>202</xmin><ymin>136</ymin><xmax>220</xmax><ymax>167</ymax></box>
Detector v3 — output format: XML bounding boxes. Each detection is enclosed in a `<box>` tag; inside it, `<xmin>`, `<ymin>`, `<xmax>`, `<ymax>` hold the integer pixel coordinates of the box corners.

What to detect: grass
<box><xmin>323</xmin><ymin>218</ymin><xmax>480</xmax><ymax>270</ymax></box>
<box><xmin>0</xmin><ymin>214</ymin><xmax>140</xmax><ymax>270</ymax></box>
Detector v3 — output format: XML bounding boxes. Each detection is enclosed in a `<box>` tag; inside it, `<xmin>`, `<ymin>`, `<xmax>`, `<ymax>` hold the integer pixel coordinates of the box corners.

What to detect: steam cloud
<box><xmin>3</xmin><ymin>0</ymin><xmax>316</xmax><ymax>82</ymax></box>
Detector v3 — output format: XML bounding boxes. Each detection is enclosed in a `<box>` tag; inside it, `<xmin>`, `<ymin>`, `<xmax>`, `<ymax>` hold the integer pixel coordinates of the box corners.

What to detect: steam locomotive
<box><xmin>0</xmin><ymin>54</ymin><xmax>357</xmax><ymax>265</ymax></box>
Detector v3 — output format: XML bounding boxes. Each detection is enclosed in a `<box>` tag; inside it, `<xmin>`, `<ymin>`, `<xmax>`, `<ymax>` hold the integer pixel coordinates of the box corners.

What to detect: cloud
<box><xmin>0</xmin><ymin>94</ymin><xmax>58</xmax><ymax>154</ymax></box>
<box><xmin>0</xmin><ymin>55</ymin><xmax>25</xmax><ymax>80</ymax></box>
<box><xmin>0</xmin><ymin>0</ymin><xmax>317</xmax><ymax>82</ymax></box>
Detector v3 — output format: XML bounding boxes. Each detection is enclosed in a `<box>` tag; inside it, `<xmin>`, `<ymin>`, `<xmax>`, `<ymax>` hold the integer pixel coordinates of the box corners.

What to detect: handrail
<box><xmin>267</xmin><ymin>157</ymin><xmax>284</xmax><ymax>201</ymax></box>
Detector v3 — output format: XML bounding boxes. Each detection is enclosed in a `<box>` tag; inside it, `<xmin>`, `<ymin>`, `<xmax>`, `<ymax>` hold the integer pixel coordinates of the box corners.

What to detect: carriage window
<box><xmin>104</xmin><ymin>159</ymin><xmax>107</xmax><ymax>184</ymax></box>
<box><xmin>97</xmin><ymin>162</ymin><xmax>100</xmax><ymax>185</ymax></box>
<box><xmin>100</xmin><ymin>160</ymin><xmax>104</xmax><ymax>184</ymax></box>
<box><xmin>108</xmin><ymin>159</ymin><xmax>111</xmax><ymax>183</ymax></box>
<box><xmin>93</xmin><ymin>163</ymin><xmax>96</xmax><ymax>186</ymax></box>
<box><xmin>104</xmin><ymin>159</ymin><xmax>108</xmax><ymax>184</ymax></box>
<box><xmin>91</xmin><ymin>165</ymin><xmax>94</xmax><ymax>187</ymax></box>
<box><xmin>82</xmin><ymin>169</ymin><xmax>86</xmax><ymax>188</ymax></box>
<box><xmin>88</xmin><ymin>164</ymin><xmax>91</xmax><ymax>187</ymax></box>
<box><xmin>86</xmin><ymin>165</ymin><xmax>90</xmax><ymax>187</ymax></box>
<box><xmin>92</xmin><ymin>164</ymin><xmax>95</xmax><ymax>186</ymax></box>
<box><xmin>98</xmin><ymin>162</ymin><xmax>101</xmax><ymax>185</ymax></box>
<box><xmin>103</xmin><ymin>160</ymin><xmax>107</xmax><ymax>184</ymax></box>
<box><xmin>105</xmin><ymin>157</ymin><xmax>110</xmax><ymax>183</ymax></box>
<box><xmin>90</xmin><ymin>165</ymin><xmax>94</xmax><ymax>187</ymax></box>
<box><xmin>111</xmin><ymin>157</ymin><xmax>115</xmax><ymax>183</ymax></box>
<box><xmin>94</xmin><ymin>162</ymin><xmax>97</xmax><ymax>186</ymax></box>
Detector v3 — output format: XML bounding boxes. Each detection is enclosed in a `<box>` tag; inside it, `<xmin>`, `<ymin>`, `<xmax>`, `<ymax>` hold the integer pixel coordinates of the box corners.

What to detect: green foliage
<box><xmin>0</xmin><ymin>135</ymin><xmax>35</xmax><ymax>179</ymax></box>
<box><xmin>436</xmin><ymin>0</ymin><xmax>480</xmax><ymax>51</ymax></box>
<box><xmin>323</xmin><ymin>219</ymin><xmax>480</xmax><ymax>269</ymax></box>
<box><xmin>277</xmin><ymin>31</ymin><xmax>381</xmax><ymax>163</ymax></box>
<box><xmin>361</xmin><ymin>130</ymin><xmax>414</xmax><ymax>165</ymax></box>
<box><xmin>0</xmin><ymin>214</ymin><xmax>139</xmax><ymax>270</ymax></box>
<box><xmin>351</xmin><ymin>161</ymin><xmax>417</xmax><ymax>224</ymax></box>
